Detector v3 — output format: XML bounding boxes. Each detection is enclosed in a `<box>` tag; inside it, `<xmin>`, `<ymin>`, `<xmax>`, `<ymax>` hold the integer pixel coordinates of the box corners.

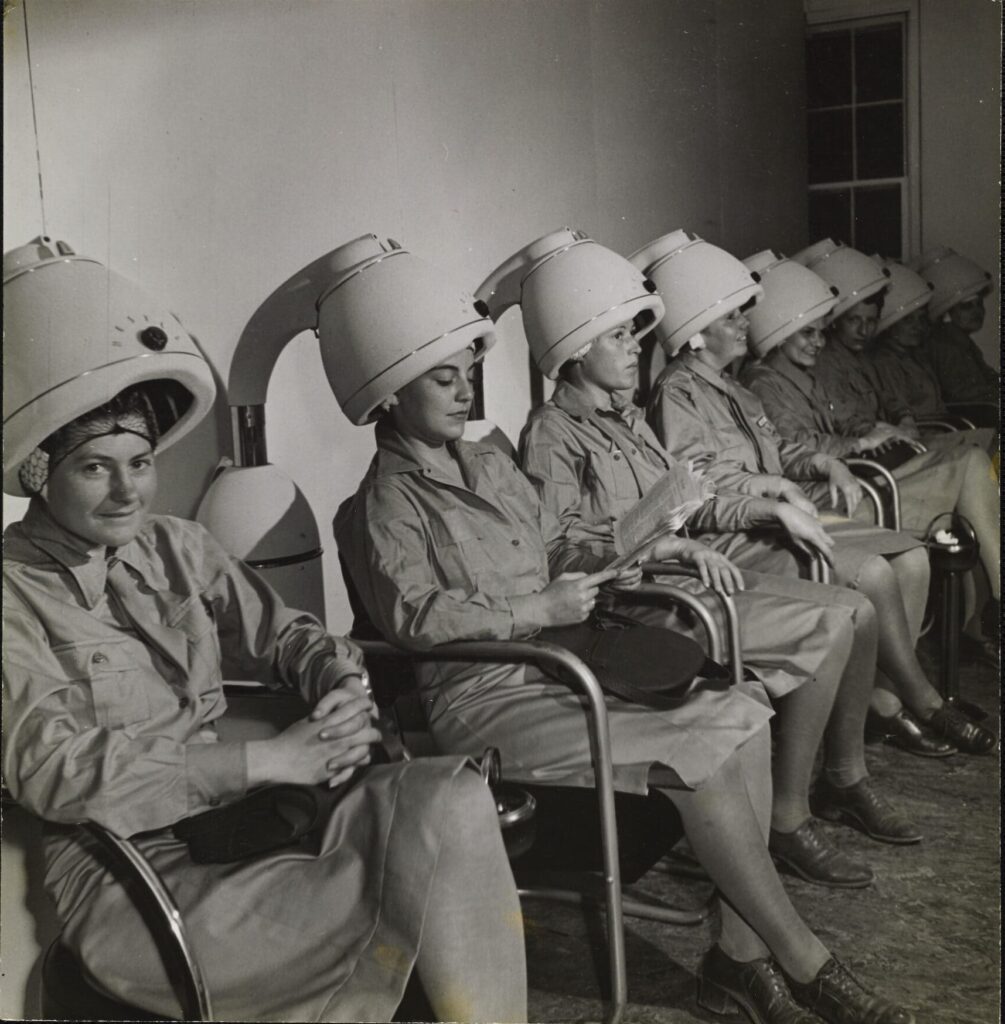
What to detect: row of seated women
<box><xmin>3</xmin><ymin>230</ymin><xmax>998</xmax><ymax>1024</ymax></box>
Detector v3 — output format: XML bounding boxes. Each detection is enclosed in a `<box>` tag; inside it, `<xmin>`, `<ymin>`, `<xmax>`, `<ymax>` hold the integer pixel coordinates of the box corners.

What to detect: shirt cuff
<box><xmin>186</xmin><ymin>741</ymin><xmax>249</xmax><ymax>812</ymax></box>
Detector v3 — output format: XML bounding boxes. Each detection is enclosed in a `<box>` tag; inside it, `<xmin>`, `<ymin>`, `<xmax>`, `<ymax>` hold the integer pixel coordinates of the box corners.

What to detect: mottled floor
<box><xmin>523</xmin><ymin>638</ymin><xmax>1001</xmax><ymax>1024</ymax></box>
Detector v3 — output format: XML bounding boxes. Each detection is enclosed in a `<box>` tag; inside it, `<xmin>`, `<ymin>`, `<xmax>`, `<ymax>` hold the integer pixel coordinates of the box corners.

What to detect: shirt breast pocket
<box><xmin>586</xmin><ymin>445</ymin><xmax>640</xmax><ymax>502</ymax></box>
<box><xmin>65</xmin><ymin>640</ymin><xmax>153</xmax><ymax>731</ymax></box>
<box><xmin>430</xmin><ymin>509</ymin><xmax>496</xmax><ymax>578</ymax></box>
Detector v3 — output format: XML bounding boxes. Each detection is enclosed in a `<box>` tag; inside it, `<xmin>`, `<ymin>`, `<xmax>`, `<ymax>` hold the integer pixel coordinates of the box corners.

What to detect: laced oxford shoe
<box><xmin>813</xmin><ymin>777</ymin><xmax>922</xmax><ymax>845</ymax></box>
<box><xmin>865</xmin><ymin>707</ymin><xmax>956</xmax><ymax>758</ymax></box>
<box><xmin>922</xmin><ymin>704</ymin><xmax>996</xmax><ymax>755</ymax></box>
<box><xmin>697</xmin><ymin>945</ymin><xmax>818</xmax><ymax>1024</ymax></box>
<box><xmin>768</xmin><ymin>820</ymin><xmax>873</xmax><ymax>889</ymax></box>
<box><xmin>785</xmin><ymin>956</ymin><xmax>916</xmax><ymax>1024</ymax></box>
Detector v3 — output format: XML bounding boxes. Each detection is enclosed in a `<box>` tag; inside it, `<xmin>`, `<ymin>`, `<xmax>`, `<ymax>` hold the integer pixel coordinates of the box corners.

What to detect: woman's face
<box><xmin>831</xmin><ymin>299</ymin><xmax>880</xmax><ymax>353</ymax></box>
<box><xmin>578</xmin><ymin>321</ymin><xmax>641</xmax><ymax>393</ymax></box>
<box><xmin>888</xmin><ymin>307</ymin><xmax>928</xmax><ymax>349</ymax></box>
<box><xmin>391</xmin><ymin>348</ymin><xmax>476</xmax><ymax>445</ymax></box>
<box><xmin>702</xmin><ymin>306</ymin><xmax>751</xmax><ymax>364</ymax></box>
<box><xmin>948</xmin><ymin>292</ymin><xmax>987</xmax><ymax>334</ymax></box>
<box><xmin>44</xmin><ymin>432</ymin><xmax>157</xmax><ymax>549</ymax></box>
<box><xmin>779</xmin><ymin>317</ymin><xmax>827</xmax><ymax>368</ymax></box>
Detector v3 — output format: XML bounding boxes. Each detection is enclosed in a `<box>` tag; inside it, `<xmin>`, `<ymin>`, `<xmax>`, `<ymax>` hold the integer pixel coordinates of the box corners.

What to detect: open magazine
<box><xmin>608</xmin><ymin>460</ymin><xmax>714</xmax><ymax>571</ymax></box>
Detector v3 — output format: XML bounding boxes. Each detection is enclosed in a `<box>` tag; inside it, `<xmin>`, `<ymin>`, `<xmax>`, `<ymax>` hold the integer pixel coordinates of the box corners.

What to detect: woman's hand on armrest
<box><xmin>644</xmin><ymin>536</ymin><xmax>745</xmax><ymax>595</ymax></box>
<box><xmin>774</xmin><ymin>503</ymin><xmax>835</xmax><ymax>567</ymax></box>
<box><xmin>246</xmin><ymin>689</ymin><xmax>381</xmax><ymax>790</ymax></box>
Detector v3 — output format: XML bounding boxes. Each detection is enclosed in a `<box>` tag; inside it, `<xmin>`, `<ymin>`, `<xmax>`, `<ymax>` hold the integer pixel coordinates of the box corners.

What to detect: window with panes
<box><xmin>806</xmin><ymin>18</ymin><xmax>907</xmax><ymax>259</ymax></box>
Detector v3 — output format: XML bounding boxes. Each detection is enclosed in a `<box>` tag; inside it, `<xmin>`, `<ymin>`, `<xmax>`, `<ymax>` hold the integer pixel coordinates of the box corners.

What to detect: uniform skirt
<box><xmin>45</xmin><ymin>757</ymin><xmax>477</xmax><ymax>1022</ymax></box>
<box><xmin>420</xmin><ymin>568</ymin><xmax>864</xmax><ymax>797</ymax></box>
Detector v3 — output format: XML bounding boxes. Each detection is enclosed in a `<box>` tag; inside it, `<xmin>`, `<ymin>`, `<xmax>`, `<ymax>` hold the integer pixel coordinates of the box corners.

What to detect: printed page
<box><xmin>610</xmin><ymin>461</ymin><xmax>711</xmax><ymax>568</ymax></box>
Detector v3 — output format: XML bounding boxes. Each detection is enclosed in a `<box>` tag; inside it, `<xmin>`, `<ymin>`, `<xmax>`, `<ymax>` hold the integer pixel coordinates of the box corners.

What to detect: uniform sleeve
<box><xmin>518</xmin><ymin>414</ymin><xmax>625</xmax><ymax>574</ymax></box>
<box><xmin>1</xmin><ymin>599</ymin><xmax>245</xmax><ymax>836</ymax></box>
<box><xmin>195</xmin><ymin>524</ymin><xmax>365</xmax><ymax>708</ymax></box>
<box><xmin>647</xmin><ymin>378</ymin><xmax>780</xmax><ymax>532</ymax></box>
<box><xmin>745</xmin><ymin>370</ymin><xmax>860</xmax><ymax>458</ymax></box>
<box><xmin>337</xmin><ymin>481</ymin><xmax>525</xmax><ymax>648</ymax></box>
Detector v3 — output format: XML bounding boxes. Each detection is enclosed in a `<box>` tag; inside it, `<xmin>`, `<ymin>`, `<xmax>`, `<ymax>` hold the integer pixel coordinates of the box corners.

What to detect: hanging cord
<box><xmin>23</xmin><ymin>0</ymin><xmax>48</xmax><ymax>236</ymax></box>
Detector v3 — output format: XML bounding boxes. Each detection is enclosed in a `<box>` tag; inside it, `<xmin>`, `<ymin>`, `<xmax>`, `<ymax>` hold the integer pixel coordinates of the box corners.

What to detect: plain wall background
<box><xmin>3</xmin><ymin>0</ymin><xmax>809</xmax><ymax>635</ymax></box>
<box><xmin>918</xmin><ymin>0</ymin><xmax>1001</xmax><ymax>364</ymax></box>
<box><xmin>1</xmin><ymin>2</ymin><xmax>999</xmax><ymax>1018</ymax></box>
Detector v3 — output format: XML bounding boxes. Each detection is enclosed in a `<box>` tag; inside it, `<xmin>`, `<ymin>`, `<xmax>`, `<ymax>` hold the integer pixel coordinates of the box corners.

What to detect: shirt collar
<box><xmin>372</xmin><ymin>421</ymin><xmax>496</xmax><ymax>478</ymax></box>
<box><xmin>765</xmin><ymin>350</ymin><xmax>816</xmax><ymax>395</ymax></box>
<box><xmin>551</xmin><ymin>379</ymin><xmax>646</xmax><ymax>428</ymax></box>
<box><xmin>679</xmin><ymin>350</ymin><xmax>733</xmax><ymax>395</ymax></box>
<box><xmin>19</xmin><ymin>499</ymin><xmax>169</xmax><ymax>609</ymax></box>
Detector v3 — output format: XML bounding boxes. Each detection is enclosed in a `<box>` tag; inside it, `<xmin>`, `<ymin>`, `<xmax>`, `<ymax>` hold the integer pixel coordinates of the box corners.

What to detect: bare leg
<box><xmin>856</xmin><ymin>553</ymin><xmax>942</xmax><ymax>719</ymax></box>
<box><xmin>821</xmin><ymin>593</ymin><xmax>877</xmax><ymax>789</ymax></box>
<box><xmin>660</xmin><ymin>734</ymin><xmax>830</xmax><ymax>982</ymax></box>
<box><xmin>768</xmin><ymin>605</ymin><xmax>852</xmax><ymax>830</ymax></box>
<box><xmin>957</xmin><ymin>446</ymin><xmax>1001</xmax><ymax>601</ymax></box>
<box><xmin>415</xmin><ymin>772</ymin><xmax>527</xmax><ymax>1023</ymax></box>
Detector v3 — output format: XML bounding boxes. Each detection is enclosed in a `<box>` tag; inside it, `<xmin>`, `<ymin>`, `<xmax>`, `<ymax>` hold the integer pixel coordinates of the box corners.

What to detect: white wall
<box><xmin>4</xmin><ymin>0</ymin><xmax>808</xmax><ymax>635</ymax></box>
<box><xmin>918</xmin><ymin>0</ymin><xmax>1000</xmax><ymax>366</ymax></box>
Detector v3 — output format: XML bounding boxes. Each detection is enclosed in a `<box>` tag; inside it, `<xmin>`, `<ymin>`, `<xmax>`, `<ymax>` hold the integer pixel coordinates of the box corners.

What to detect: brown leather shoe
<box><xmin>923</xmin><ymin>704</ymin><xmax>996</xmax><ymax>754</ymax></box>
<box><xmin>865</xmin><ymin>707</ymin><xmax>957</xmax><ymax>758</ymax></box>
<box><xmin>813</xmin><ymin>777</ymin><xmax>922</xmax><ymax>845</ymax></box>
<box><xmin>768</xmin><ymin>820</ymin><xmax>873</xmax><ymax>889</ymax></box>
<box><xmin>697</xmin><ymin>945</ymin><xmax>818</xmax><ymax>1023</ymax></box>
<box><xmin>786</xmin><ymin>956</ymin><xmax>915</xmax><ymax>1024</ymax></box>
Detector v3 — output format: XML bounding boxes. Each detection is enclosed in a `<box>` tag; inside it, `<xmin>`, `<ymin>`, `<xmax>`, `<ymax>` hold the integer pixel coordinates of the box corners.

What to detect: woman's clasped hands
<box><xmin>246</xmin><ymin>679</ymin><xmax>381</xmax><ymax>790</ymax></box>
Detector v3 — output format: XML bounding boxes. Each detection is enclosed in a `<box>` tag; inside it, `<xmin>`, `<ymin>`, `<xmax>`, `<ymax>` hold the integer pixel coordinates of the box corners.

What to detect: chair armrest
<box><xmin>845</xmin><ymin>458</ymin><xmax>902</xmax><ymax>530</ymax></box>
<box><xmin>917</xmin><ymin>417</ymin><xmax>974</xmax><ymax>432</ymax></box>
<box><xmin>945</xmin><ymin>402</ymin><xmax>999</xmax><ymax>428</ymax></box>
<box><xmin>351</xmin><ymin>636</ymin><xmax>628</xmax><ymax>1014</ymax></box>
<box><xmin>636</xmin><ymin>563</ymin><xmax>745</xmax><ymax>688</ymax></box>
<box><xmin>81</xmin><ymin>823</ymin><xmax>212</xmax><ymax>1021</ymax></box>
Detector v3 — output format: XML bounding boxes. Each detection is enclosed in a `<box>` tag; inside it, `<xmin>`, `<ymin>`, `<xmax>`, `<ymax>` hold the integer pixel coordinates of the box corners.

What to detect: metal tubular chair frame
<box><xmin>846</xmin><ymin>458</ymin><xmax>903</xmax><ymax>530</ymax></box>
<box><xmin>354</xmin><ymin>637</ymin><xmax>630</xmax><ymax>1024</ymax></box>
<box><xmin>853</xmin><ymin>476</ymin><xmax>888</xmax><ymax>528</ymax></box>
<box><xmin>76</xmin><ymin>822</ymin><xmax>212</xmax><ymax>1020</ymax></box>
<box><xmin>637</xmin><ymin>562</ymin><xmax>745</xmax><ymax>687</ymax></box>
<box><xmin>918</xmin><ymin>416</ymin><xmax>977</xmax><ymax>432</ymax></box>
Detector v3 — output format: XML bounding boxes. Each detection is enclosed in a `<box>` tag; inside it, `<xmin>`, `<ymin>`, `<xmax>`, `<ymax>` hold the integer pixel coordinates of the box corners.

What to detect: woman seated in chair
<box><xmin>634</xmin><ymin>240</ymin><xmax>993</xmax><ymax>759</ymax></box>
<box><xmin>915</xmin><ymin>246</ymin><xmax>1000</xmax><ymax>409</ymax></box>
<box><xmin>867</xmin><ymin>259</ymin><xmax>998</xmax><ymax>444</ymax></box>
<box><xmin>484</xmin><ymin>234</ymin><xmax>918</xmax><ymax>869</ymax></box>
<box><xmin>738</xmin><ymin>245</ymin><xmax>1000</xmax><ymax>662</ymax></box>
<box><xmin>333</xmin><ymin>240</ymin><xmax>915</xmax><ymax>1024</ymax></box>
<box><xmin>2</xmin><ymin>250</ymin><xmax>526</xmax><ymax>1023</ymax></box>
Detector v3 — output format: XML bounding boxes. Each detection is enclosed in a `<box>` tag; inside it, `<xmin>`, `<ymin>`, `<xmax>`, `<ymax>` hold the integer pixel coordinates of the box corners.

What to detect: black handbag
<box><xmin>538</xmin><ymin>608</ymin><xmax>727</xmax><ymax>710</ymax></box>
<box><xmin>173</xmin><ymin>778</ymin><xmax>356</xmax><ymax>864</ymax></box>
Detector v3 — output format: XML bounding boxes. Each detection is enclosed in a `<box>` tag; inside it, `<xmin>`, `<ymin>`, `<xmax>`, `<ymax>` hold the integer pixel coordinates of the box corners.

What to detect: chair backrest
<box><xmin>337</xmin><ymin>552</ymin><xmax>420</xmax><ymax>709</ymax></box>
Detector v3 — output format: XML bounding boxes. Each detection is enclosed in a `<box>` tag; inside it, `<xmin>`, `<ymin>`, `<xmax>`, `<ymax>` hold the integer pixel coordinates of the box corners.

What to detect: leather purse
<box><xmin>173</xmin><ymin>779</ymin><xmax>356</xmax><ymax>863</ymax></box>
<box><xmin>539</xmin><ymin>609</ymin><xmax>727</xmax><ymax>710</ymax></box>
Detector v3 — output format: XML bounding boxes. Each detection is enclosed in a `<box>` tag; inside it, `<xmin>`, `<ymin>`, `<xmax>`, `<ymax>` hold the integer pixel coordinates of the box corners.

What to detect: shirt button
<box><xmin>178</xmin><ymin>697</ymin><xmax>191</xmax><ymax>709</ymax></box>
<box><xmin>92</xmin><ymin>652</ymin><xmax>108</xmax><ymax>665</ymax></box>
<box><xmin>511</xmin><ymin>539</ymin><xmax>520</xmax><ymax>546</ymax></box>
<box><xmin>208</xmin><ymin>797</ymin><xmax>221</xmax><ymax>807</ymax></box>
<box><xmin>613</xmin><ymin>453</ymin><xmax>622</xmax><ymax>461</ymax></box>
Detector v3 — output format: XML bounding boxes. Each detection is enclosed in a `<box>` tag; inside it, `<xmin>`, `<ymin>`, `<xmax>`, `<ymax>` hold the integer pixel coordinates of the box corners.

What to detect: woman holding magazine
<box><xmin>334</xmin><ymin>236</ymin><xmax>915</xmax><ymax>1024</ymax></box>
<box><xmin>472</xmin><ymin>232</ymin><xmax>919</xmax><ymax>889</ymax></box>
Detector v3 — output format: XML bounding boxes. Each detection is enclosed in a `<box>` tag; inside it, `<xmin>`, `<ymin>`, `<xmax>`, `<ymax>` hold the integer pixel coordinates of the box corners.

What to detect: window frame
<box><xmin>804</xmin><ymin>0</ymin><xmax>921</xmax><ymax>257</ymax></box>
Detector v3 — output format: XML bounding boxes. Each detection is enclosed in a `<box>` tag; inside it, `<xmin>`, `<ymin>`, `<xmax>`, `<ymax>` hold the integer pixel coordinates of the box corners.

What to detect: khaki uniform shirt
<box><xmin>813</xmin><ymin>337</ymin><xmax>910</xmax><ymax>430</ymax></box>
<box><xmin>3</xmin><ymin>500</ymin><xmax>363</xmax><ymax>837</ymax></box>
<box><xmin>518</xmin><ymin>380</ymin><xmax>779</xmax><ymax>562</ymax></box>
<box><xmin>925</xmin><ymin>320</ymin><xmax>1000</xmax><ymax>405</ymax></box>
<box><xmin>647</xmin><ymin>352</ymin><xmax>837</xmax><ymax>494</ymax></box>
<box><xmin>740</xmin><ymin>351</ymin><xmax>861</xmax><ymax>457</ymax></box>
<box><xmin>870</xmin><ymin>342</ymin><xmax>947</xmax><ymax>420</ymax></box>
